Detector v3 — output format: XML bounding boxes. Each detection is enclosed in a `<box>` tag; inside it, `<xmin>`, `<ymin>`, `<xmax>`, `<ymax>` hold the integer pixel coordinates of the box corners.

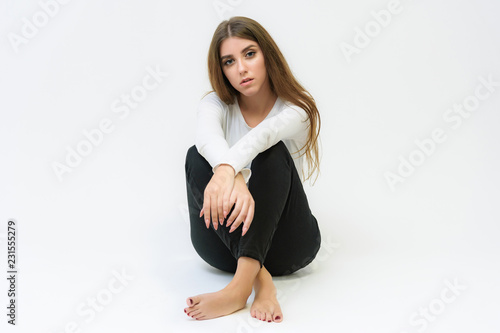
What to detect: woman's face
<box><xmin>220</xmin><ymin>37</ymin><xmax>268</xmax><ymax>97</ymax></box>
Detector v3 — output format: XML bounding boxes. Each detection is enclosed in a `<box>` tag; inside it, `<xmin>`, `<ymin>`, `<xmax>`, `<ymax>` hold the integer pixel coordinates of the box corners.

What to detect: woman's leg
<box><xmin>186</xmin><ymin>142</ymin><xmax>320</xmax><ymax>275</ymax></box>
<box><xmin>184</xmin><ymin>256</ymin><xmax>260</xmax><ymax>320</ymax></box>
<box><xmin>238</xmin><ymin>140</ymin><xmax>322</xmax><ymax>276</ymax></box>
<box><xmin>185</xmin><ymin>145</ymin><xmax>237</xmax><ymax>273</ymax></box>
<box><xmin>240</xmin><ymin>141</ymin><xmax>320</xmax><ymax>322</ymax></box>
<box><xmin>184</xmin><ymin>142</ymin><xmax>321</xmax><ymax>321</ymax></box>
<box><xmin>185</xmin><ymin>146</ymin><xmax>262</xmax><ymax>320</ymax></box>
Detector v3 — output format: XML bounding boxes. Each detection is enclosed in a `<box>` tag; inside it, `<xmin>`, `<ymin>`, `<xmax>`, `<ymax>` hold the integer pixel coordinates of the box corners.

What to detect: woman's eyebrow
<box><xmin>220</xmin><ymin>44</ymin><xmax>257</xmax><ymax>61</ymax></box>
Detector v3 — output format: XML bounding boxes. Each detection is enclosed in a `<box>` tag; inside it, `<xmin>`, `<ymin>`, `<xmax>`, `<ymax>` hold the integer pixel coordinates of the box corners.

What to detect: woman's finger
<box><xmin>242</xmin><ymin>201</ymin><xmax>255</xmax><ymax>236</ymax></box>
<box><xmin>226</xmin><ymin>199</ymin><xmax>242</xmax><ymax>228</ymax></box>
<box><xmin>222</xmin><ymin>191</ymin><xmax>231</xmax><ymax>221</ymax></box>
<box><xmin>217</xmin><ymin>194</ymin><xmax>225</xmax><ymax>225</ymax></box>
<box><xmin>202</xmin><ymin>194</ymin><xmax>210</xmax><ymax>229</ymax></box>
<box><xmin>229</xmin><ymin>201</ymin><xmax>248</xmax><ymax>233</ymax></box>
<box><xmin>210</xmin><ymin>193</ymin><xmax>218</xmax><ymax>230</ymax></box>
<box><xmin>225</xmin><ymin>193</ymin><xmax>236</xmax><ymax>227</ymax></box>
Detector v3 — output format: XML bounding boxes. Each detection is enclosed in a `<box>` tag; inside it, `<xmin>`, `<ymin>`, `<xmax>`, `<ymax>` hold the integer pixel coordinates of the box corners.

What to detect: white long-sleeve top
<box><xmin>195</xmin><ymin>91</ymin><xmax>310</xmax><ymax>183</ymax></box>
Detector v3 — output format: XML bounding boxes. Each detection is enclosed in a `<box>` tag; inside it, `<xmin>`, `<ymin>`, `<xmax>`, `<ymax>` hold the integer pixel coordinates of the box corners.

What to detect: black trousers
<box><xmin>185</xmin><ymin>141</ymin><xmax>321</xmax><ymax>276</ymax></box>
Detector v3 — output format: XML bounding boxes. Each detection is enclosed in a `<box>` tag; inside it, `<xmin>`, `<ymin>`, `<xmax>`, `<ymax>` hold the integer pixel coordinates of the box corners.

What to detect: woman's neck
<box><xmin>237</xmin><ymin>86</ymin><xmax>277</xmax><ymax>116</ymax></box>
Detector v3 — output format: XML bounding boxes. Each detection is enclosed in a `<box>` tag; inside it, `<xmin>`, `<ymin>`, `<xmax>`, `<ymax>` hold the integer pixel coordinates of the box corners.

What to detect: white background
<box><xmin>1</xmin><ymin>0</ymin><xmax>499</xmax><ymax>332</ymax></box>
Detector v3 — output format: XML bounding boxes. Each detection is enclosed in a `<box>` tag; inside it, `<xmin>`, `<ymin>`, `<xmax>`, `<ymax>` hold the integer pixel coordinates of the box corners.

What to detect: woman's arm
<box><xmin>221</xmin><ymin>104</ymin><xmax>310</xmax><ymax>177</ymax></box>
<box><xmin>195</xmin><ymin>93</ymin><xmax>230</xmax><ymax>168</ymax></box>
<box><xmin>195</xmin><ymin>94</ymin><xmax>308</xmax><ymax>228</ymax></box>
<box><xmin>195</xmin><ymin>93</ymin><xmax>309</xmax><ymax>182</ymax></box>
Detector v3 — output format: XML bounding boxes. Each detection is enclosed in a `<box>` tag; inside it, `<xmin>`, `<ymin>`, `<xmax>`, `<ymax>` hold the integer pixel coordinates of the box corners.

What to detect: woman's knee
<box><xmin>185</xmin><ymin>145</ymin><xmax>199</xmax><ymax>170</ymax></box>
<box><xmin>185</xmin><ymin>145</ymin><xmax>212</xmax><ymax>176</ymax></box>
<box><xmin>252</xmin><ymin>141</ymin><xmax>292</xmax><ymax>170</ymax></box>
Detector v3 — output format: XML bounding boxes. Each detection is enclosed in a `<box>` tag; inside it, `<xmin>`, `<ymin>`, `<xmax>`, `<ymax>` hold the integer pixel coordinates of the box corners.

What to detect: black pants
<box><xmin>185</xmin><ymin>141</ymin><xmax>321</xmax><ymax>276</ymax></box>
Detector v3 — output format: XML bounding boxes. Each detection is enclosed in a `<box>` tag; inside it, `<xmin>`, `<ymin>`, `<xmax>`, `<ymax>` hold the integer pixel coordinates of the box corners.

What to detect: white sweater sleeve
<box><xmin>195</xmin><ymin>94</ymin><xmax>309</xmax><ymax>182</ymax></box>
<box><xmin>194</xmin><ymin>94</ymin><xmax>232</xmax><ymax>171</ymax></box>
<box><xmin>224</xmin><ymin>105</ymin><xmax>310</xmax><ymax>178</ymax></box>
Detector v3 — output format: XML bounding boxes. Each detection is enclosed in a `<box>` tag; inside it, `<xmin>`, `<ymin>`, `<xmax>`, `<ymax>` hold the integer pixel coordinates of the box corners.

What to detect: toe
<box><xmin>265</xmin><ymin>312</ymin><xmax>272</xmax><ymax>322</ymax></box>
<box><xmin>186</xmin><ymin>296</ymin><xmax>200</xmax><ymax>307</ymax></box>
<box><xmin>256</xmin><ymin>310</ymin><xmax>263</xmax><ymax>321</ymax></box>
<box><xmin>186</xmin><ymin>306</ymin><xmax>199</xmax><ymax>316</ymax></box>
<box><xmin>273</xmin><ymin>312</ymin><xmax>283</xmax><ymax>322</ymax></box>
<box><xmin>190</xmin><ymin>310</ymin><xmax>203</xmax><ymax>319</ymax></box>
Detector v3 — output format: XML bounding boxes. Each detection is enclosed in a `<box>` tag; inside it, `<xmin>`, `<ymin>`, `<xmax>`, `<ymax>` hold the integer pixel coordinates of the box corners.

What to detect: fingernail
<box><xmin>219</xmin><ymin>218</ymin><xmax>223</xmax><ymax>225</ymax></box>
<box><xmin>223</xmin><ymin>210</ymin><xmax>227</xmax><ymax>216</ymax></box>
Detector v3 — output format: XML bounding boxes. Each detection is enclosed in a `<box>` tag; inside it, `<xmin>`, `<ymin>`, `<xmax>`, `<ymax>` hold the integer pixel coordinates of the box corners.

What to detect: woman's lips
<box><xmin>240</xmin><ymin>78</ymin><xmax>254</xmax><ymax>86</ymax></box>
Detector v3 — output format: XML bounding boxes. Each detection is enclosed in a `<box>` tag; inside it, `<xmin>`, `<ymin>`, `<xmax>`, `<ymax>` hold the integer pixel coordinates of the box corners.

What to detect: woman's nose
<box><xmin>237</xmin><ymin>59</ymin><xmax>247</xmax><ymax>73</ymax></box>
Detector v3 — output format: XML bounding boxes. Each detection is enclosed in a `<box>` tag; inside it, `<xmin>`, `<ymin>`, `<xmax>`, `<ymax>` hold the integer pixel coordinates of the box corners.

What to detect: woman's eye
<box><xmin>223</xmin><ymin>52</ymin><xmax>254</xmax><ymax>66</ymax></box>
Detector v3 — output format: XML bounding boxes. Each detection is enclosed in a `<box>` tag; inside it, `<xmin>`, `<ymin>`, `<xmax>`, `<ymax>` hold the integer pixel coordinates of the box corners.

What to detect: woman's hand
<box><xmin>200</xmin><ymin>164</ymin><xmax>235</xmax><ymax>230</ymax></box>
<box><xmin>225</xmin><ymin>173</ymin><xmax>254</xmax><ymax>236</ymax></box>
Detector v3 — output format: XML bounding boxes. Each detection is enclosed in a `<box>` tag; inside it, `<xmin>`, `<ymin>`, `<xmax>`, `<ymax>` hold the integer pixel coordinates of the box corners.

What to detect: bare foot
<box><xmin>184</xmin><ymin>285</ymin><xmax>251</xmax><ymax>320</ymax></box>
<box><xmin>184</xmin><ymin>257</ymin><xmax>261</xmax><ymax>320</ymax></box>
<box><xmin>250</xmin><ymin>267</ymin><xmax>283</xmax><ymax>323</ymax></box>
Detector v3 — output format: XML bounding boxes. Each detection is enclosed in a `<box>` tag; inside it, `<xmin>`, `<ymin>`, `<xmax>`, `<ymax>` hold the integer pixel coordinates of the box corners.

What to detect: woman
<box><xmin>184</xmin><ymin>16</ymin><xmax>321</xmax><ymax>323</ymax></box>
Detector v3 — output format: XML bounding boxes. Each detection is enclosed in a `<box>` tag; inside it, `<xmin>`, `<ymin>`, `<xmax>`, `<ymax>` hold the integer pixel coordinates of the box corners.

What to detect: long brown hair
<box><xmin>204</xmin><ymin>16</ymin><xmax>321</xmax><ymax>183</ymax></box>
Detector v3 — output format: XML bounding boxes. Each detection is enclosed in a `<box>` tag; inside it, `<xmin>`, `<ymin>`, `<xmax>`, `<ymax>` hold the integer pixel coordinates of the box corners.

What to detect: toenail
<box><xmin>268</xmin><ymin>320</ymin><xmax>271</xmax><ymax>322</ymax></box>
<box><xmin>275</xmin><ymin>316</ymin><xmax>281</xmax><ymax>320</ymax></box>
<box><xmin>184</xmin><ymin>309</ymin><xmax>186</xmax><ymax>313</ymax></box>
<box><xmin>189</xmin><ymin>298</ymin><xmax>193</xmax><ymax>305</ymax></box>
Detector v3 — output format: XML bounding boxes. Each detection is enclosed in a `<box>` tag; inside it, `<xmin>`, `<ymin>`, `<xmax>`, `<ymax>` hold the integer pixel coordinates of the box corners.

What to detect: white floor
<box><xmin>1</xmin><ymin>197</ymin><xmax>499</xmax><ymax>333</ymax></box>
